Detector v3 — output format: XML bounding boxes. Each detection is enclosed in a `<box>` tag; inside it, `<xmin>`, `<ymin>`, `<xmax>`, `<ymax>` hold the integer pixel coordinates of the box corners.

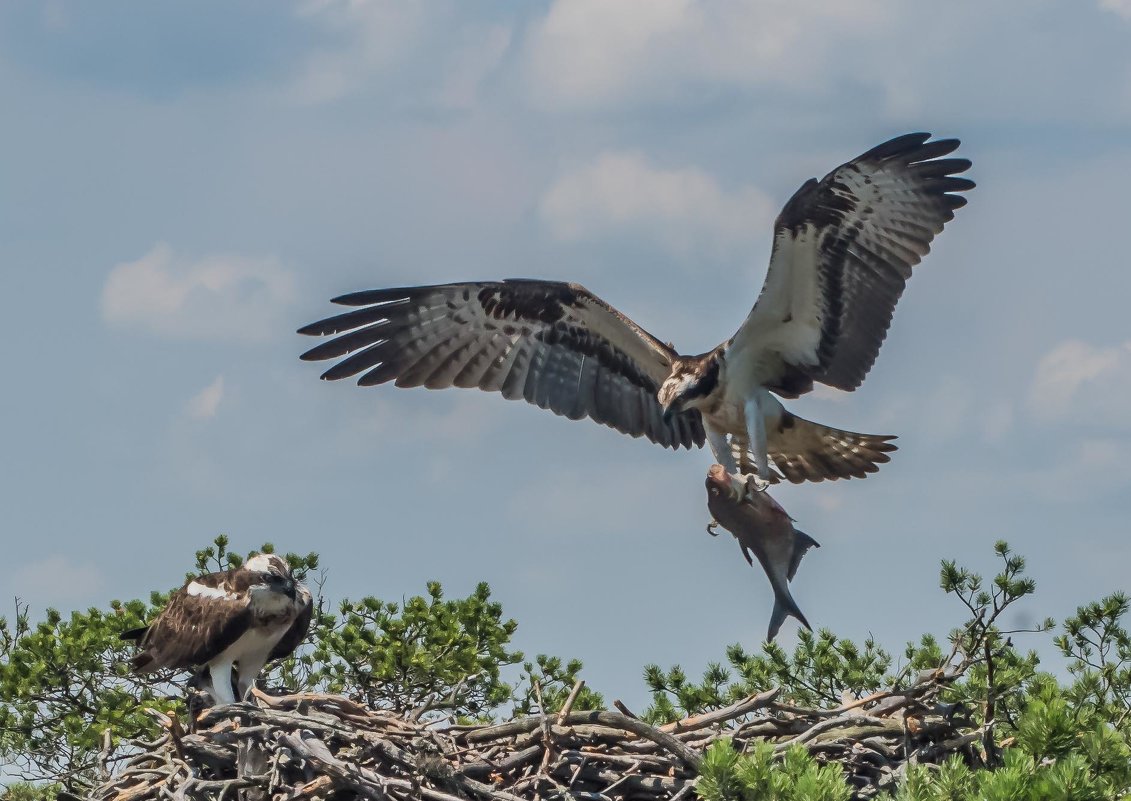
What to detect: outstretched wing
<box><xmin>727</xmin><ymin>133</ymin><xmax>974</xmax><ymax>394</ymax></box>
<box><xmin>298</xmin><ymin>280</ymin><xmax>704</xmax><ymax>449</ymax></box>
<box><xmin>126</xmin><ymin>572</ymin><xmax>251</xmax><ymax>674</ymax></box>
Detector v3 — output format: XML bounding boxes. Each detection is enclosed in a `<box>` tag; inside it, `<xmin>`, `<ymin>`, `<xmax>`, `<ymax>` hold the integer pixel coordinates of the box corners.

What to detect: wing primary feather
<box><xmin>298</xmin><ymin>306</ymin><xmax>401</xmax><ymax>338</ymax></box>
<box><xmin>901</xmin><ymin>138</ymin><xmax>961</xmax><ymax>161</ymax></box>
<box><xmin>729</xmin><ymin>132</ymin><xmax>974</xmax><ymax>394</ymax></box>
<box><xmin>319</xmin><ymin>341</ymin><xmax>390</xmax><ymax>382</ymax></box>
<box><xmin>910</xmin><ymin>157</ymin><xmax>972</xmax><ymax>177</ymax></box>
<box><xmin>300</xmin><ymin>323</ymin><xmax>395</xmax><ymax>362</ymax></box>
<box><xmin>858</xmin><ymin>132</ymin><xmax>931</xmax><ymax>159</ymax></box>
<box><xmin>330</xmin><ymin>288</ymin><xmax>419</xmax><ymax>307</ymax></box>
<box><xmin>300</xmin><ymin>281</ymin><xmax>702</xmax><ymax>449</ymax></box>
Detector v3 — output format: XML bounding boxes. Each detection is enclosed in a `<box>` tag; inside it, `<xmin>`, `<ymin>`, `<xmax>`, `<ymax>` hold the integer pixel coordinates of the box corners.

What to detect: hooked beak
<box><xmin>661</xmin><ymin>399</ymin><xmax>677</xmax><ymax>423</ymax></box>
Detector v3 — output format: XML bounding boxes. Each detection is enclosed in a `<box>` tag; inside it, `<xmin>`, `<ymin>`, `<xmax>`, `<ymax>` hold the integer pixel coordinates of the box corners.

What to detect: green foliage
<box><xmin>657</xmin><ymin>541</ymin><xmax>1131</xmax><ymax>798</ymax></box>
<box><xmin>696</xmin><ymin>740</ymin><xmax>850</xmax><ymax>801</ymax></box>
<box><xmin>191</xmin><ymin>534</ymin><xmax>320</xmax><ymax>583</ymax></box>
<box><xmin>1013</xmin><ymin>680</ymin><xmax>1079</xmax><ymax>761</ymax></box>
<box><xmin>308</xmin><ymin>580</ymin><xmax>522</xmax><ymax>718</ymax></box>
<box><xmin>0</xmin><ymin>535</ymin><xmax>325</xmax><ymax>789</ymax></box>
<box><xmin>897</xmin><ymin>744</ymin><xmax>1128</xmax><ymax>801</ymax></box>
<box><xmin>0</xmin><ymin>595</ymin><xmax>164</xmax><ymax>789</ymax></box>
<box><xmin>643</xmin><ymin>631</ymin><xmax>892</xmax><ymax>723</ymax></box>
<box><xmin>694</xmin><ymin>667</ymin><xmax>1131</xmax><ymax>800</ymax></box>
<box><xmin>7</xmin><ymin>536</ymin><xmax>1131</xmax><ymax>801</ymax></box>
<box><xmin>894</xmin><ymin>755</ymin><xmax>978</xmax><ymax>801</ymax></box>
<box><xmin>923</xmin><ymin>541</ymin><xmax>1052</xmax><ymax>739</ymax></box>
<box><xmin>0</xmin><ymin>536</ymin><xmax>591</xmax><ymax>790</ymax></box>
<box><xmin>873</xmin><ymin>543</ymin><xmax>1131</xmax><ymax>800</ymax></box>
<box><xmin>1056</xmin><ymin>591</ymin><xmax>1131</xmax><ymax>730</ymax></box>
<box><xmin>512</xmin><ymin>654</ymin><xmax>605</xmax><ymax>716</ymax></box>
<box><xmin>0</xmin><ymin>783</ymin><xmax>61</xmax><ymax>801</ymax></box>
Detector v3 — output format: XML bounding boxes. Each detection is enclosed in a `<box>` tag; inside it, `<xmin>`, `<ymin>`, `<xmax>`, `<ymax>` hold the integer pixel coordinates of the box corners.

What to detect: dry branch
<box><xmin>85</xmin><ymin>668</ymin><xmax>978</xmax><ymax>801</ymax></box>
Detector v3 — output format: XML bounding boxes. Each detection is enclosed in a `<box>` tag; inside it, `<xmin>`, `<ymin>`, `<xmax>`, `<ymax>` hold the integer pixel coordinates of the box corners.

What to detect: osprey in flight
<box><xmin>121</xmin><ymin>554</ymin><xmax>312</xmax><ymax>705</ymax></box>
<box><xmin>299</xmin><ymin>133</ymin><xmax>973</xmax><ymax>485</ymax></box>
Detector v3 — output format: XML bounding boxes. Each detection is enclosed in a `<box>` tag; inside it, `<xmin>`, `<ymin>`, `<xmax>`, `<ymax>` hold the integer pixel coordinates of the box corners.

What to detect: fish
<box><xmin>705</xmin><ymin>464</ymin><xmax>820</xmax><ymax>641</ymax></box>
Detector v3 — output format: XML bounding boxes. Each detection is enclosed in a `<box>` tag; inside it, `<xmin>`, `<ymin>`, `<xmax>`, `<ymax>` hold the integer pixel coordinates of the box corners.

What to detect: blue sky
<box><xmin>3</xmin><ymin>0</ymin><xmax>1131</xmax><ymax>708</ymax></box>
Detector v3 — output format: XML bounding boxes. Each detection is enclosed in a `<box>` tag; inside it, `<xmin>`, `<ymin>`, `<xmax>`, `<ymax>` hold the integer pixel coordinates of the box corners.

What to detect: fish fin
<box><xmin>767</xmin><ymin>595</ymin><xmax>812</xmax><ymax>641</ymax></box>
<box><xmin>787</xmin><ymin>530</ymin><xmax>821</xmax><ymax>581</ymax></box>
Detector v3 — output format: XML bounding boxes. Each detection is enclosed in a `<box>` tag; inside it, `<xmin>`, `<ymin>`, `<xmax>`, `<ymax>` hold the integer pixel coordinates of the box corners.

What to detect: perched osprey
<box><xmin>705</xmin><ymin>464</ymin><xmax>819</xmax><ymax>641</ymax></box>
<box><xmin>299</xmin><ymin>133</ymin><xmax>973</xmax><ymax>487</ymax></box>
<box><xmin>121</xmin><ymin>554</ymin><xmax>312</xmax><ymax>705</ymax></box>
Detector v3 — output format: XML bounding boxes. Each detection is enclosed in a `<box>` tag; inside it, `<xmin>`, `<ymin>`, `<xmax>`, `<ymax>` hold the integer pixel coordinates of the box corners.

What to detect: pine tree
<box><xmin>4</xmin><ymin>537</ymin><xmax>1131</xmax><ymax>799</ymax></box>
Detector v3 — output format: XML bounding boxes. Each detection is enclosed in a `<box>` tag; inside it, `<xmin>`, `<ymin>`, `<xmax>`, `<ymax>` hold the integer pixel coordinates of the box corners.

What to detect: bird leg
<box><xmin>235</xmin><ymin>653</ymin><xmax>270</xmax><ymax>701</ymax></box>
<box><xmin>706</xmin><ymin>428</ymin><xmax>738</xmax><ymax>474</ymax></box>
<box><xmin>743</xmin><ymin>396</ymin><xmax>772</xmax><ymax>498</ymax></box>
<box><xmin>206</xmin><ymin>660</ymin><xmax>238</xmax><ymax>706</ymax></box>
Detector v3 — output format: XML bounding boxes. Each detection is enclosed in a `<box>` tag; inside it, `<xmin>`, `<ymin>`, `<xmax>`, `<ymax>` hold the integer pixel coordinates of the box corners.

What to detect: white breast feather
<box><xmin>211</xmin><ymin>624</ymin><xmax>289</xmax><ymax>670</ymax></box>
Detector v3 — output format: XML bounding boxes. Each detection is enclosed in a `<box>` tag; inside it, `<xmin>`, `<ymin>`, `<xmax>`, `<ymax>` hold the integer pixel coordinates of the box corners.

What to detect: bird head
<box><xmin>658</xmin><ymin>355</ymin><xmax>721</xmax><ymax>421</ymax></box>
<box><xmin>246</xmin><ymin>553</ymin><xmax>298</xmax><ymax>600</ymax></box>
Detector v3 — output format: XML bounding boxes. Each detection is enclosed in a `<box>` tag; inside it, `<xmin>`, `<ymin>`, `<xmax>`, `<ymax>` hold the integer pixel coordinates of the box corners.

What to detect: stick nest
<box><xmin>83</xmin><ymin>665</ymin><xmax>986</xmax><ymax>800</ymax></box>
<box><xmin>85</xmin><ymin>667</ymin><xmax>984</xmax><ymax>801</ymax></box>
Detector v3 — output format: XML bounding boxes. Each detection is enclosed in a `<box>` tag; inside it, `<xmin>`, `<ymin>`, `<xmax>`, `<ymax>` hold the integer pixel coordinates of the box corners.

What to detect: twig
<box><xmin>557</xmin><ymin>680</ymin><xmax>586</xmax><ymax>725</ymax></box>
<box><xmin>84</xmin><ymin>673</ymin><xmax>990</xmax><ymax>801</ymax></box>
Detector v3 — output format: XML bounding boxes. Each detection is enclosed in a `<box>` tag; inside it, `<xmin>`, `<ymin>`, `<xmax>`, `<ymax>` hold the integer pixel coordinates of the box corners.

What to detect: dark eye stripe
<box><xmin>687</xmin><ymin>361</ymin><xmax>720</xmax><ymax>398</ymax></box>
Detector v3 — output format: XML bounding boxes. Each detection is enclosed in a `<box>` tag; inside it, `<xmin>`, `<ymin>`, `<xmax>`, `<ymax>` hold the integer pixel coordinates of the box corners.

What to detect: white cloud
<box><xmin>519</xmin><ymin>1</ymin><xmax>1129</xmax><ymax>127</ymax></box>
<box><xmin>435</xmin><ymin>24</ymin><xmax>512</xmax><ymax>110</ymax></box>
<box><xmin>1029</xmin><ymin>340</ymin><xmax>1131</xmax><ymax>425</ymax></box>
<box><xmin>522</xmin><ymin>0</ymin><xmax>886</xmax><ymax>109</ymax></box>
<box><xmin>1100</xmin><ymin>0</ymin><xmax>1131</xmax><ymax>19</ymax></box>
<box><xmin>101</xmin><ymin>243</ymin><xmax>296</xmax><ymax>343</ymax></box>
<box><xmin>186</xmin><ymin>375</ymin><xmax>225</xmax><ymax>420</ymax></box>
<box><xmin>290</xmin><ymin>0</ymin><xmax>427</xmax><ymax>103</ymax></box>
<box><xmin>524</xmin><ymin>0</ymin><xmax>690</xmax><ymax>108</ymax></box>
<box><xmin>8</xmin><ymin>556</ymin><xmax>105</xmax><ymax>607</ymax></box>
<box><xmin>539</xmin><ymin>151</ymin><xmax>774</xmax><ymax>257</ymax></box>
<box><xmin>288</xmin><ymin>4</ymin><xmax>512</xmax><ymax>110</ymax></box>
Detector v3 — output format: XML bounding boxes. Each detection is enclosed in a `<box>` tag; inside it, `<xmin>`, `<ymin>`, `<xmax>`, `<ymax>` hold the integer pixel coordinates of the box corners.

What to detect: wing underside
<box><xmin>729</xmin><ymin>132</ymin><xmax>974</xmax><ymax>393</ymax></box>
<box><xmin>298</xmin><ymin>280</ymin><xmax>705</xmax><ymax>449</ymax></box>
